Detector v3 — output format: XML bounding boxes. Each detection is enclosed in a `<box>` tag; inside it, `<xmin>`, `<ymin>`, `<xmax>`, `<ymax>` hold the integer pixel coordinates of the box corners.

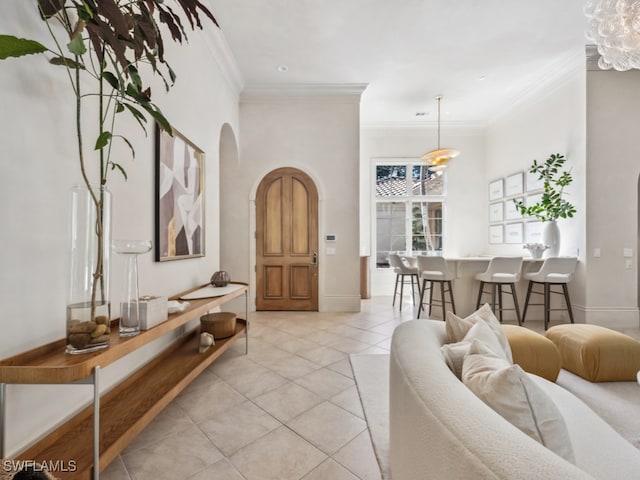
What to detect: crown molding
<box><xmin>241</xmin><ymin>83</ymin><xmax>368</xmax><ymax>104</ymax></box>
<box><xmin>488</xmin><ymin>49</ymin><xmax>585</xmax><ymax>124</ymax></box>
<box><xmin>200</xmin><ymin>26</ymin><xmax>245</xmax><ymax>97</ymax></box>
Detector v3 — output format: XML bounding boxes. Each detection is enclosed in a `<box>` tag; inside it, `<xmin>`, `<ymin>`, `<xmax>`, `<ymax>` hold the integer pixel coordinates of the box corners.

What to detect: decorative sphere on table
<box><xmin>211</xmin><ymin>270</ymin><xmax>230</xmax><ymax>287</ymax></box>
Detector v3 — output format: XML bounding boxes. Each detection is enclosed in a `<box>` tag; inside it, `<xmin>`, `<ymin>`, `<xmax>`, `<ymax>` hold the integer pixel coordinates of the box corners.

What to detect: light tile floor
<box><xmin>101</xmin><ymin>295</ymin><xmax>640</xmax><ymax>480</ymax></box>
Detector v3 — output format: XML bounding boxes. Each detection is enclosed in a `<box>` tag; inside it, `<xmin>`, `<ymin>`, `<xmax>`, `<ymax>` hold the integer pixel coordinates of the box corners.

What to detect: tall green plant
<box><xmin>514</xmin><ymin>153</ymin><xmax>576</xmax><ymax>222</ymax></box>
<box><xmin>0</xmin><ymin>0</ymin><xmax>217</xmax><ymax>323</ymax></box>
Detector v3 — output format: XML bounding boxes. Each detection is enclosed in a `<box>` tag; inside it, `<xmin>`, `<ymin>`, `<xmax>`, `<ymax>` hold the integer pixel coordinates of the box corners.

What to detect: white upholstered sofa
<box><xmin>389</xmin><ymin>319</ymin><xmax>640</xmax><ymax>480</ymax></box>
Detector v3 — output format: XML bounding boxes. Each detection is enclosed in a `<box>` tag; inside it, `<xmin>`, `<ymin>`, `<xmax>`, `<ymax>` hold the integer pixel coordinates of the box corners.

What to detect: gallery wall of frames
<box><xmin>488</xmin><ymin>170</ymin><xmax>544</xmax><ymax>245</ymax></box>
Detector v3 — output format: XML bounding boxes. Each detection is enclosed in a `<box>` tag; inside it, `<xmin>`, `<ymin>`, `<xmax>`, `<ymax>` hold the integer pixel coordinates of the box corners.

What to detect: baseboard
<box><xmin>573</xmin><ymin>304</ymin><xmax>640</xmax><ymax>328</ymax></box>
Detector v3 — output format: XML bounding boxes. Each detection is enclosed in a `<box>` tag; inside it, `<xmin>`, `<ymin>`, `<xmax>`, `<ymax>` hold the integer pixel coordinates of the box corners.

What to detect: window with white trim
<box><xmin>375</xmin><ymin>163</ymin><xmax>445</xmax><ymax>268</ymax></box>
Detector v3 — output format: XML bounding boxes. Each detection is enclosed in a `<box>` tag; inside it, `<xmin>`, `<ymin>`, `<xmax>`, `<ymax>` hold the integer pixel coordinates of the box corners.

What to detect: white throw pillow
<box><xmin>441</xmin><ymin>320</ymin><xmax>508</xmax><ymax>379</ymax></box>
<box><xmin>462</xmin><ymin>340</ymin><xmax>575</xmax><ymax>463</ymax></box>
<box><xmin>445</xmin><ymin>303</ymin><xmax>513</xmax><ymax>362</ymax></box>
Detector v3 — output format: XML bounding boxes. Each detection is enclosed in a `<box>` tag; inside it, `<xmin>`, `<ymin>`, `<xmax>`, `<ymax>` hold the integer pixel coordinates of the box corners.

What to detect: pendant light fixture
<box><xmin>421</xmin><ymin>95</ymin><xmax>459</xmax><ymax>171</ymax></box>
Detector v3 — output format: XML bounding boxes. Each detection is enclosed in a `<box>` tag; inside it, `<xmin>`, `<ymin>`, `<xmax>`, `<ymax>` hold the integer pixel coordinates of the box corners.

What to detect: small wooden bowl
<box><xmin>200</xmin><ymin>312</ymin><xmax>237</xmax><ymax>339</ymax></box>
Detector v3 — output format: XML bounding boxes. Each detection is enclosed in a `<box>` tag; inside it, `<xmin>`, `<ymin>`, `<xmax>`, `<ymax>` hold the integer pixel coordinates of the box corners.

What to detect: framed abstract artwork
<box><xmin>155</xmin><ymin>125</ymin><xmax>205</xmax><ymax>261</ymax></box>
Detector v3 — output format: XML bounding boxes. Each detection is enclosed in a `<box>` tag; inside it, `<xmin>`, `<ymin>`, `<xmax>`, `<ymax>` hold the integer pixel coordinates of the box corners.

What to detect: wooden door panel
<box><xmin>265</xmin><ymin>177</ymin><xmax>283</xmax><ymax>255</ymax></box>
<box><xmin>264</xmin><ymin>266</ymin><xmax>284</xmax><ymax>298</ymax></box>
<box><xmin>256</xmin><ymin>167</ymin><xmax>318</xmax><ymax>311</ymax></box>
<box><xmin>290</xmin><ymin>265</ymin><xmax>311</xmax><ymax>299</ymax></box>
<box><xmin>291</xmin><ymin>177</ymin><xmax>310</xmax><ymax>255</ymax></box>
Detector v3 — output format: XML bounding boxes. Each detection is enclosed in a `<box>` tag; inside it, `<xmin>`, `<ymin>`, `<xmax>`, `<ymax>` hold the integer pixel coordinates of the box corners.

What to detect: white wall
<box><xmin>220</xmin><ymin>86</ymin><xmax>365</xmax><ymax>312</ymax></box>
<box><xmin>360</xmin><ymin>125</ymin><xmax>487</xmax><ymax>295</ymax></box>
<box><xmin>585</xmin><ymin>61</ymin><xmax>640</xmax><ymax>327</ymax></box>
<box><xmin>485</xmin><ymin>61</ymin><xmax>587</xmax><ymax>321</ymax></box>
<box><xmin>0</xmin><ymin>4</ymin><xmax>240</xmax><ymax>455</ymax></box>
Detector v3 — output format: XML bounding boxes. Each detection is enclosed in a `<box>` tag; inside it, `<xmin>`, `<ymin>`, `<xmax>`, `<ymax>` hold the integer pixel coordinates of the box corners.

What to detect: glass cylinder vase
<box><xmin>113</xmin><ymin>240</ymin><xmax>152</xmax><ymax>337</ymax></box>
<box><xmin>66</xmin><ymin>184</ymin><xmax>112</xmax><ymax>354</ymax></box>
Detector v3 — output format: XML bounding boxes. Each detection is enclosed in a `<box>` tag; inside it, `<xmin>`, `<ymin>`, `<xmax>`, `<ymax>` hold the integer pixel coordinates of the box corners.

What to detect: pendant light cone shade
<box><xmin>421</xmin><ymin>95</ymin><xmax>459</xmax><ymax>166</ymax></box>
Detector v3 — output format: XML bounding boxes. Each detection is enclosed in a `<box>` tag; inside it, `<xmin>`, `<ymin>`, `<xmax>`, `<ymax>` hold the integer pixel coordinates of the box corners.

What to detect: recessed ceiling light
<box><xmin>478</xmin><ymin>75</ymin><xmax>486</xmax><ymax>81</ymax></box>
<box><xmin>276</xmin><ymin>64</ymin><xmax>288</xmax><ymax>73</ymax></box>
<box><xmin>415</xmin><ymin>112</ymin><xmax>428</xmax><ymax>116</ymax></box>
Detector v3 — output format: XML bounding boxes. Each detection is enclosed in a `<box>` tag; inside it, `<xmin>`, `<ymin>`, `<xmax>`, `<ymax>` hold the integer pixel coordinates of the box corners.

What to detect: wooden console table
<box><xmin>0</xmin><ymin>282</ymin><xmax>249</xmax><ymax>480</ymax></box>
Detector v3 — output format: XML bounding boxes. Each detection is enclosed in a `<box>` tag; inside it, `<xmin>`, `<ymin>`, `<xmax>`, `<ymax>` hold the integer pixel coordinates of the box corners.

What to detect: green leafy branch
<box><xmin>514</xmin><ymin>153</ymin><xmax>576</xmax><ymax>222</ymax></box>
<box><xmin>0</xmin><ymin>0</ymin><xmax>217</xmax><ymax>185</ymax></box>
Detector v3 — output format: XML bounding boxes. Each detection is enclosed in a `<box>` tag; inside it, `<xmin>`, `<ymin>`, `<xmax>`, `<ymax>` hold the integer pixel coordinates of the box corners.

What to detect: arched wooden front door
<box><xmin>256</xmin><ymin>167</ymin><xmax>318</xmax><ymax>310</ymax></box>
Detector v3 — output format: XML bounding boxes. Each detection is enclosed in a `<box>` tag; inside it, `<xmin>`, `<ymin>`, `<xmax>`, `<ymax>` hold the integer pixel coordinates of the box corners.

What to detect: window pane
<box><xmin>376</xmin><ymin>165</ymin><xmax>407</xmax><ymax>197</ymax></box>
<box><xmin>376</xmin><ymin>202</ymin><xmax>406</xmax><ymax>267</ymax></box>
<box><xmin>412</xmin><ymin>165</ymin><xmax>444</xmax><ymax>196</ymax></box>
<box><xmin>411</xmin><ymin>201</ymin><xmax>443</xmax><ymax>253</ymax></box>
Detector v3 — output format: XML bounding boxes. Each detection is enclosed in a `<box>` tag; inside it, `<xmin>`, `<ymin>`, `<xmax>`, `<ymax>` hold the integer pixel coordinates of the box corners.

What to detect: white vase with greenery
<box><xmin>514</xmin><ymin>153</ymin><xmax>576</xmax><ymax>257</ymax></box>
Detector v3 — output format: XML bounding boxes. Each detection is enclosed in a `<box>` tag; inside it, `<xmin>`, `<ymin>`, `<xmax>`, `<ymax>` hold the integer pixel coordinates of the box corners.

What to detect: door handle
<box><xmin>312</xmin><ymin>252</ymin><xmax>318</xmax><ymax>266</ymax></box>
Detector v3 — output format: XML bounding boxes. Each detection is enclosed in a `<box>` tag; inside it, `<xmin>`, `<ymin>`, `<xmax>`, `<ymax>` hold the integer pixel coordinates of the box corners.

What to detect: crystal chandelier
<box><xmin>585</xmin><ymin>0</ymin><xmax>640</xmax><ymax>70</ymax></box>
<box><xmin>421</xmin><ymin>95</ymin><xmax>459</xmax><ymax>172</ymax></box>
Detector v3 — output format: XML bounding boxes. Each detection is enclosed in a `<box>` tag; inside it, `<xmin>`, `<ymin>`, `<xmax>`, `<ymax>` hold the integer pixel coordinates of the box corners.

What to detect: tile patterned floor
<box><xmin>102</xmin><ymin>296</ymin><xmax>415</xmax><ymax>480</ymax></box>
<box><xmin>101</xmin><ymin>296</ymin><xmax>640</xmax><ymax>480</ymax></box>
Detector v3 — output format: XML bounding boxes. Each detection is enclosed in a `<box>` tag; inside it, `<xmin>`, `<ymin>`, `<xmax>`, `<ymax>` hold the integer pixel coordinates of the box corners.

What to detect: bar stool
<box><xmin>522</xmin><ymin>257</ymin><xmax>577</xmax><ymax>330</ymax></box>
<box><xmin>389</xmin><ymin>253</ymin><xmax>419</xmax><ymax>311</ymax></box>
<box><xmin>416</xmin><ymin>255</ymin><xmax>456</xmax><ymax>320</ymax></box>
<box><xmin>475</xmin><ymin>256</ymin><xmax>523</xmax><ymax>325</ymax></box>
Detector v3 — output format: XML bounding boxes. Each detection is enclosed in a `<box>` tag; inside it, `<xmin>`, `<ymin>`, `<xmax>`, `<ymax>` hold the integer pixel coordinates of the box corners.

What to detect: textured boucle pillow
<box><xmin>441</xmin><ymin>320</ymin><xmax>510</xmax><ymax>379</ymax></box>
<box><xmin>446</xmin><ymin>303</ymin><xmax>513</xmax><ymax>362</ymax></box>
<box><xmin>462</xmin><ymin>340</ymin><xmax>575</xmax><ymax>463</ymax></box>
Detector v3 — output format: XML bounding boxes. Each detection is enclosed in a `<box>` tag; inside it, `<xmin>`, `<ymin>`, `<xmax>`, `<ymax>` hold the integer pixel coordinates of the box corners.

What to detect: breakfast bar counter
<box><xmin>405</xmin><ymin>255</ymin><xmax>545</xmax><ymax>319</ymax></box>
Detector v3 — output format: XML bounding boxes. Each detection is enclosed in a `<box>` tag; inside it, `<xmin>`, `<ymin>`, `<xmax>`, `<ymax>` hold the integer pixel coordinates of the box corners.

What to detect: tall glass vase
<box><xmin>66</xmin><ymin>184</ymin><xmax>112</xmax><ymax>354</ymax></box>
<box><xmin>113</xmin><ymin>240</ymin><xmax>152</xmax><ymax>337</ymax></box>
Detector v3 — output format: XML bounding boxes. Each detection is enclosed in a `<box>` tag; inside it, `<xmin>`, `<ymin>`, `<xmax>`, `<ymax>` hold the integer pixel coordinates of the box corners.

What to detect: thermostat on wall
<box><xmin>326</xmin><ymin>234</ymin><xmax>336</xmax><ymax>242</ymax></box>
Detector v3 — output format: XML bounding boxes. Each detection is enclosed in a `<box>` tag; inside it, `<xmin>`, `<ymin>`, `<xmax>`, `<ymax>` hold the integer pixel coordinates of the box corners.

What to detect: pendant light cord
<box><xmin>436</xmin><ymin>95</ymin><xmax>441</xmax><ymax>149</ymax></box>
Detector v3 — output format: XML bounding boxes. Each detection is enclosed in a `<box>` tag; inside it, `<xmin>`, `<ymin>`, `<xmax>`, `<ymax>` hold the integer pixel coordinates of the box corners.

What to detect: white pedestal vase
<box><xmin>543</xmin><ymin>220</ymin><xmax>560</xmax><ymax>257</ymax></box>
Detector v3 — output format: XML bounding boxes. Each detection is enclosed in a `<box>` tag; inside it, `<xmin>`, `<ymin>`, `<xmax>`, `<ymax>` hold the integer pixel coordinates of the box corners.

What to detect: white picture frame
<box><xmin>505</xmin><ymin>197</ymin><xmax>523</xmax><ymax>220</ymax></box>
<box><xmin>524</xmin><ymin>193</ymin><xmax>543</xmax><ymax>218</ymax></box>
<box><xmin>505</xmin><ymin>172</ymin><xmax>524</xmax><ymax>197</ymax></box>
<box><xmin>505</xmin><ymin>222</ymin><xmax>523</xmax><ymax>244</ymax></box>
<box><xmin>526</xmin><ymin>169</ymin><xmax>543</xmax><ymax>192</ymax></box>
<box><xmin>525</xmin><ymin>221</ymin><xmax>543</xmax><ymax>244</ymax></box>
<box><xmin>489</xmin><ymin>225</ymin><xmax>504</xmax><ymax>244</ymax></box>
<box><xmin>489</xmin><ymin>179</ymin><xmax>504</xmax><ymax>201</ymax></box>
<box><xmin>489</xmin><ymin>202</ymin><xmax>504</xmax><ymax>223</ymax></box>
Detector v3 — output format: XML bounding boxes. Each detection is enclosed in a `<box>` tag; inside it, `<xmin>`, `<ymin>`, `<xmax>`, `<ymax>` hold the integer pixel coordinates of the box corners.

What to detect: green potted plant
<box><xmin>0</xmin><ymin>1</ymin><xmax>218</xmax><ymax>353</ymax></box>
<box><xmin>514</xmin><ymin>153</ymin><xmax>576</xmax><ymax>256</ymax></box>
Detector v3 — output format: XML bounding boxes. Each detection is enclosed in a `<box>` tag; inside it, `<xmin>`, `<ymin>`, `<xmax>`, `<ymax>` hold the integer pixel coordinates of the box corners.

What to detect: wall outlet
<box><xmin>623</xmin><ymin>248</ymin><xmax>633</xmax><ymax>257</ymax></box>
<box><xmin>593</xmin><ymin>248</ymin><xmax>601</xmax><ymax>258</ymax></box>
<box><xmin>626</xmin><ymin>259</ymin><xmax>633</xmax><ymax>270</ymax></box>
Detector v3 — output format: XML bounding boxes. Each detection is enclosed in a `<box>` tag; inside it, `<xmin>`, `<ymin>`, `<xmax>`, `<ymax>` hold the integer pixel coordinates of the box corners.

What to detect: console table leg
<box><xmin>244</xmin><ymin>291</ymin><xmax>249</xmax><ymax>354</ymax></box>
<box><xmin>93</xmin><ymin>367</ymin><xmax>100</xmax><ymax>480</ymax></box>
<box><xmin>0</xmin><ymin>382</ymin><xmax>6</xmax><ymax>458</ymax></box>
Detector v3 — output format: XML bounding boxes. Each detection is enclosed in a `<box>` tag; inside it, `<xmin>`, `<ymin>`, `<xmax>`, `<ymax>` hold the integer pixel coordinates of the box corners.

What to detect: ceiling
<box><xmin>209</xmin><ymin>0</ymin><xmax>588</xmax><ymax>125</ymax></box>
